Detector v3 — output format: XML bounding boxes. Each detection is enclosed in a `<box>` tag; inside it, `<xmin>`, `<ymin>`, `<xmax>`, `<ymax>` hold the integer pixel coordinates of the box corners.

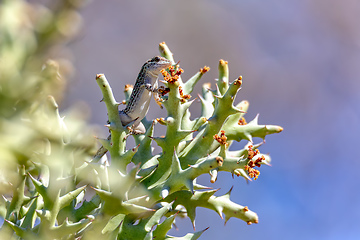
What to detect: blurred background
<box><xmin>24</xmin><ymin>0</ymin><xmax>360</xmax><ymax>239</ymax></box>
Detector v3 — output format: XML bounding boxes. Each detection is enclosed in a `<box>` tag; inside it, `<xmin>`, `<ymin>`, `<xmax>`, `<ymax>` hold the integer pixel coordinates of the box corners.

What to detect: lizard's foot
<box><xmin>155</xmin><ymin>86</ymin><xmax>170</xmax><ymax>109</ymax></box>
<box><xmin>157</xmin><ymin>86</ymin><xmax>170</xmax><ymax>96</ymax></box>
<box><xmin>123</xmin><ymin>125</ymin><xmax>145</xmax><ymax>140</ymax></box>
<box><xmin>124</xmin><ymin>126</ymin><xmax>134</xmax><ymax>140</ymax></box>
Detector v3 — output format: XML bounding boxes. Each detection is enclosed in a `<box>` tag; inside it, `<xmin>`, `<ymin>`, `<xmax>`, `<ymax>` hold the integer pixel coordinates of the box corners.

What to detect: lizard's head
<box><xmin>144</xmin><ymin>56</ymin><xmax>173</xmax><ymax>74</ymax></box>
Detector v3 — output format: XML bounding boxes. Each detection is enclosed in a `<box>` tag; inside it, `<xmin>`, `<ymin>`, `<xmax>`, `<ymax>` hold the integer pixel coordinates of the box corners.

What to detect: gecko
<box><xmin>94</xmin><ymin>56</ymin><xmax>173</xmax><ymax>159</ymax></box>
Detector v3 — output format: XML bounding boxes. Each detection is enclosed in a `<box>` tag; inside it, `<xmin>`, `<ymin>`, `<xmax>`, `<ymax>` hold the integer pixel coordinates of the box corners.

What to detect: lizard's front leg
<box><xmin>144</xmin><ymin>83</ymin><xmax>169</xmax><ymax>108</ymax></box>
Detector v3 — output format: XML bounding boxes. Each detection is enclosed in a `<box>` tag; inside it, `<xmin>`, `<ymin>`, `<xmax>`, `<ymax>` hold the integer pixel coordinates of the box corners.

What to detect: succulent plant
<box><xmin>0</xmin><ymin>1</ymin><xmax>282</xmax><ymax>239</ymax></box>
<box><xmin>86</xmin><ymin>42</ymin><xmax>282</xmax><ymax>239</ymax></box>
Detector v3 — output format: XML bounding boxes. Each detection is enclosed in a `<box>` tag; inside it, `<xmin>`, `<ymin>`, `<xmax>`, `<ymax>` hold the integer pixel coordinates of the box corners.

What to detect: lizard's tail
<box><xmin>93</xmin><ymin>145</ymin><xmax>108</xmax><ymax>161</ymax></box>
<box><xmin>93</xmin><ymin>134</ymin><xmax>111</xmax><ymax>161</ymax></box>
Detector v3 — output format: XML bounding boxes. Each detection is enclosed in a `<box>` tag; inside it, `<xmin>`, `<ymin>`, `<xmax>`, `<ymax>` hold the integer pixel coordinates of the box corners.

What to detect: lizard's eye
<box><xmin>153</xmin><ymin>56</ymin><xmax>160</xmax><ymax>62</ymax></box>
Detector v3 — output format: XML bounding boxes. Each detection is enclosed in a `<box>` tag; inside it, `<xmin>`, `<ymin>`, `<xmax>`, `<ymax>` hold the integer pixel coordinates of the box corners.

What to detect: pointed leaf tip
<box><xmin>202</xmin><ymin>227</ymin><xmax>210</xmax><ymax>234</ymax></box>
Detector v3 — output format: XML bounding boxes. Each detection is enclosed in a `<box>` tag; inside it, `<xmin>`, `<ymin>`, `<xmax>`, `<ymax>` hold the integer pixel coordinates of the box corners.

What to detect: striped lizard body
<box><xmin>94</xmin><ymin>56</ymin><xmax>172</xmax><ymax>159</ymax></box>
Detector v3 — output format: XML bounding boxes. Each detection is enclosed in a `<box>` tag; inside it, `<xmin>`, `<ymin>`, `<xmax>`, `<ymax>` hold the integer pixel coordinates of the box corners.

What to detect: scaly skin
<box><xmin>94</xmin><ymin>56</ymin><xmax>172</xmax><ymax>159</ymax></box>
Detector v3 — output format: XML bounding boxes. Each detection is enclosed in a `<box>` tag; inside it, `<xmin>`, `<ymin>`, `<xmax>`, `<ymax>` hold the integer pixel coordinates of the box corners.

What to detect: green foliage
<box><xmin>0</xmin><ymin>1</ymin><xmax>282</xmax><ymax>239</ymax></box>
